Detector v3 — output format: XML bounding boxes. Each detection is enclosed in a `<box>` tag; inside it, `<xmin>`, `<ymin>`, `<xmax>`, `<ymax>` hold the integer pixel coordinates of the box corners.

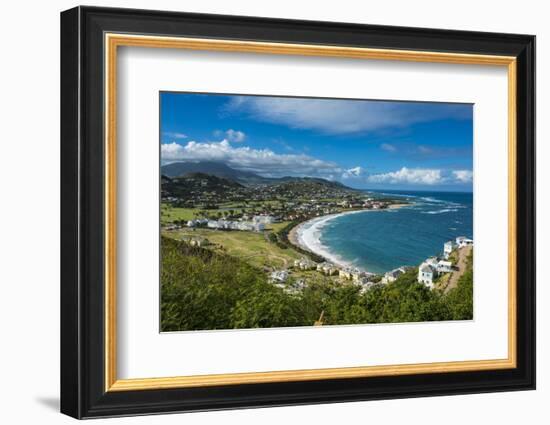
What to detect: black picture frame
<box><xmin>61</xmin><ymin>5</ymin><xmax>535</xmax><ymax>419</ymax></box>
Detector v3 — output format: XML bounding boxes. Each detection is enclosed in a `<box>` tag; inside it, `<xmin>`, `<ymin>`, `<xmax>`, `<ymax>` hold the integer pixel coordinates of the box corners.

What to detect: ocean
<box><xmin>297</xmin><ymin>190</ymin><xmax>473</xmax><ymax>274</ymax></box>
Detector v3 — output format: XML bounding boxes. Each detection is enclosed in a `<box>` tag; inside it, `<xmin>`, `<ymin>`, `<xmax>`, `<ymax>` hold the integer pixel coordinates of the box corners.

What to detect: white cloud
<box><xmin>342</xmin><ymin>166</ymin><xmax>365</xmax><ymax>179</ymax></box>
<box><xmin>163</xmin><ymin>131</ymin><xmax>187</xmax><ymax>139</ymax></box>
<box><xmin>161</xmin><ymin>140</ymin><xmax>339</xmax><ymax>177</ymax></box>
<box><xmin>224</xmin><ymin>97</ymin><xmax>471</xmax><ymax>135</ymax></box>
<box><xmin>380</xmin><ymin>143</ymin><xmax>397</xmax><ymax>152</ymax></box>
<box><xmin>225</xmin><ymin>129</ymin><xmax>246</xmax><ymax>142</ymax></box>
<box><xmin>214</xmin><ymin>129</ymin><xmax>246</xmax><ymax>142</ymax></box>
<box><xmin>453</xmin><ymin>169</ymin><xmax>474</xmax><ymax>183</ymax></box>
<box><xmin>368</xmin><ymin>167</ymin><xmax>443</xmax><ymax>185</ymax></box>
<box><xmin>366</xmin><ymin>167</ymin><xmax>473</xmax><ymax>186</ymax></box>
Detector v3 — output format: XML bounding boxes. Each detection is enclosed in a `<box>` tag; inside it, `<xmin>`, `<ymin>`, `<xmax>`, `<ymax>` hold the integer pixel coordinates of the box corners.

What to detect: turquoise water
<box><xmin>319</xmin><ymin>190</ymin><xmax>473</xmax><ymax>274</ymax></box>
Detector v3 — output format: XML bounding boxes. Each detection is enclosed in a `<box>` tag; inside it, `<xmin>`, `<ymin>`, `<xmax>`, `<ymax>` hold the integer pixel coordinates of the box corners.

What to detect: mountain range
<box><xmin>160</xmin><ymin>161</ymin><xmax>352</xmax><ymax>190</ymax></box>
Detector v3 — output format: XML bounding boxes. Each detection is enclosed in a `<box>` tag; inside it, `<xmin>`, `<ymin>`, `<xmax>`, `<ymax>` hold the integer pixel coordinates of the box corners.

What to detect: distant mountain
<box><xmin>161</xmin><ymin>161</ymin><xmax>268</xmax><ymax>185</ymax></box>
<box><xmin>161</xmin><ymin>172</ymin><xmax>247</xmax><ymax>200</ymax></box>
<box><xmin>275</xmin><ymin>177</ymin><xmax>349</xmax><ymax>190</ymax></box>
<box><xmin>160</xmin><ymin>161</ymin><xmax>356</xmax><ymax>191</ymax></box>
<box><xmin>265</xmin><ymin>178</ymin><xmax>355</xmax><ymax>198</ymax></box>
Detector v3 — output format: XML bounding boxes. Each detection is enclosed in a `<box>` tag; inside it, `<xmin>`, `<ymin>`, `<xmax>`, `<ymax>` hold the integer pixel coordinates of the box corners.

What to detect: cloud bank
<box><xmin>366</xmin><ymin>167</ymin><xmax>473</xmax><ymax>185</ymax></box>
<box><xmin>161</xmin><ymin>140</ymin><xmax>339</xmax><ymax>177</ymax></box>
<box><xmin>367</xmin><ymin>167</ymin><xmax>443</xmax><ymax>185</ymax></box>
<box><xmin>161</xmin><ymin>141</ymin><xmax>472</xmax><ymax>186</ymax></box>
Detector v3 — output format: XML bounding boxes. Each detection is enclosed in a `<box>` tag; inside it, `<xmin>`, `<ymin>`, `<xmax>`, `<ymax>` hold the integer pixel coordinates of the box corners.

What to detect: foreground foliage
<box><xmin>160</xmin><ymin>237</ymin><xmax>473</xmax><ymax>331</ymax></box>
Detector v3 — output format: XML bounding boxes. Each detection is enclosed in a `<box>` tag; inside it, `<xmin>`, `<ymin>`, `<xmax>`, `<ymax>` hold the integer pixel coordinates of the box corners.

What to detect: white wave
<box><xmin>375</xmin><ymin>192</ymin><xmax>416</xmax><ymax>199</ymax></box>
<box><xmin>419</xmin><ymin>196</ymin><xmax>446</xmax><ymax>204</ymax></box>
<box><xmin>422</xmin><ymin>208</ymin><xmax>459</xmax><ymax>215</ymax></box>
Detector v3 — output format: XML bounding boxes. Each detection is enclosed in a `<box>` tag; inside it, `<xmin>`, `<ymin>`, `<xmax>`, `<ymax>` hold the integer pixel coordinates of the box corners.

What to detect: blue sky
<box><xmin>160</xmin><ymin>92</ymin><xmax>473</xmax><ymax>191</ymax></box>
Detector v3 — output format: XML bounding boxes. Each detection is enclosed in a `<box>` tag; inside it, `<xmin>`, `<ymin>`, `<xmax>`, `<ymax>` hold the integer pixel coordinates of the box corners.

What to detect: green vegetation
<box><xmin>444</xmin><ymin>251</ymin><xmax>473</xmax><ymax>320</ymax></box>
<box><xmin>161</xmin><ymin>204</ymin><xmax>201</xmax><ymax>223</ymax></box>
<box><xmin>166</xmin><ymin>227</ymin><xmax>302</xmax><ymax>269</ymax></box>
<box><xmin>161</xmin><ymin>237</ymin><xmax>304</xmax><ymax>331</ymax></box>
<box><xmin>161</xmin><ymin>237</ymin><xmax>473</xmax><ymax>332</ymax></box>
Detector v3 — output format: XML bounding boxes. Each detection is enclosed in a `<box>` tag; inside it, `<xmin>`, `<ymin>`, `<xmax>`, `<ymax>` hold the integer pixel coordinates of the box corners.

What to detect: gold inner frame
<box><xmin>104</xmin><ymin>33</ymin><xmax>517</xmax><ymax>392</ymax></box>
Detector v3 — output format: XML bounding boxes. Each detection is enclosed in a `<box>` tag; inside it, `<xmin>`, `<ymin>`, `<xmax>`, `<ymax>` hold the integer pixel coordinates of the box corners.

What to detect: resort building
<box><xmin>186</xmin><ymin>218</ymin><xmax>208</xmax><ymax>228</ymax></box>
<box><xmin>456</xmin><ymin>236</ymin><xmax>474</xmax><ymax>248</ymax></box>
<box><xmin>355</xmin><ymin>277</ymin><xmax>379</xmax><ymax>293</ymax></box>
<box><xmin>425</xmin><ymin>257</ymin><xmax>439</xmax><ymax>268</ymax></box>
<box><xmin>253</xmin><ymin>215</ymin><xmax>276</xmax><ymax>225</ymax></box>
<box><xmin>436</xmin><ymin>260</ymin><xmax>453</xmax><ymax>273</ymax></box>
<box><xmin>418</xmin><ymin>264</ymin><xmax>436</xmax><ymax>288</ymax></box>
<box><xmin>294</xmin><ymin>258</ymin><xmax>317</xmax><ymax>271</ymax></box>
<box><xmin>382</xmin><ymin>267</ymin><xmax>408</xmax><ymax>284</ymax></box>
<box><xmin>203</xmin><ymin>218</ymin><xmax>265</xmax><ymax>232</ymax></box>
<box><xmin>443</xmin><ymin>240</ymin><xmax>456</xmax><ymax>259</ymax></box>
<box><xmin>417</xmin><ymin>258</ymin><xmax>453</xmax><ymax>288</ymax></box>
<box><xmin>253</xmin><ymin>222</ymin><xmax>265</xmax><ymax>232</ymax></box>
<box><xmin>351</xmin><ymin>269</ymin><xmax>369</xmax><ymax>283</ymax></box>
<box><xmin>317</xmin><ymin>262</ymin><xmax>338</xmax><ymax>276</ymax></box>
<box><xmin>269</xmin><ymin>270</ymin><xmax>289</xmax><ymax>284</ymax></box>
<box><xmin>339</xmin><ymin>268</ymin><xmax>354</xmax><ymax>280</ymax></box>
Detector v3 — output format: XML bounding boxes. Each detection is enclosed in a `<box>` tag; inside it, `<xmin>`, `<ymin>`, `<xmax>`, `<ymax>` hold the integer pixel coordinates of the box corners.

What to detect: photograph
<box><xmin>56</xmin><ymin>4</ymin><xmax>536</xmax><ymax>419</ymax></box>
<box><xmin>159</xmin><ymin>92</ymin><xmax>474</xmax><ymax>331</ymax></box>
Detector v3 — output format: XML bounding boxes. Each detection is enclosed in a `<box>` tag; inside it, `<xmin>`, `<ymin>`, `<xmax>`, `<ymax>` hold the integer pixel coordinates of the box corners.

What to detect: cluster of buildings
<box><xmin>417</xmin><ymin>236</ymin><xmax>473</xmax><ymax>288</ymax></box>
<box><xmin>288</xmin><ymin>257</ymin><xmax>378</xmax><ymax>291</ymax></box>
<box><xmin>269</xmin><ymin>270</ymin><xmax>289</xmax><ymax>284</ymax></box>
<box><xmin>269</xmin><ymin>270</ymin><xmax>307</xmax><ymax>294</ymax></box>
<box><xmin>338</xmin><ymin>198</ymin><xmax>390</xmax><ymax>210</ymax></box>
<box><xmin>417</xmin><ymin>258</ymin><xmax>453</xmax><ymax>288</ymax></box>
<box><xmin>185</xmin><ymin>215</ymin><xmax>277</xmax><ymax>233</ymax></box>
<box><xmin>293</xmin><ymin>258</ymin><xmax>317</xmax><ymax>271</ymax></box>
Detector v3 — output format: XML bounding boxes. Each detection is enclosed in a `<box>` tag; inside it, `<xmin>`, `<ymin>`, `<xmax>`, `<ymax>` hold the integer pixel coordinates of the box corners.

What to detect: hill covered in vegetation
<box><xmin>160</xmin><ymin>237</ymin><xmax>473</xmax><ymax>331</ymax></box>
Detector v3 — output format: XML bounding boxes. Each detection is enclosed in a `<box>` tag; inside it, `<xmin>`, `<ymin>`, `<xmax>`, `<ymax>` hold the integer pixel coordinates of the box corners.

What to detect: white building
<box><xmin>382</xmin><ymin>267</ymin><xmax>407</xmax><ymax>284</ymax></box>
<box><xmin>317</xmin><ymin>262</ymin><xmax>338</xmax><ymax>276</ymax></box>
<box><xmin>456</xmin><ymin>236</ymin><xmax>474</xmax><ymax>248</ymax></box>
<box><xmin>436</xmin><ymin>260</ymin><xmax>453</xmax><ymax>273</ymax></box>
<box><xmin>418</xmin><ymin>264</ymin><xmax>436</xmax><ymax>288</ymax></box>
<box><xmin>351</xmin><ymin>269</ymin><xmax>366</xmax><ymax>283</ymax></box>
<box><xmin>339</xmin><ymin>268</ymin><xmax>353</xmax><ymax>280</ymax></box>
<box><xmin>207</xmin><ymin>220</ymin><xmax>220</xmax><ymax>229</ymax></box>
<box><xmin>253</xmin><ymin>222</ymin><xmax>265</xmax><ymax>232</ymax></box>
<box><xmin>294</xmin><ymin>258</ymin><xmax>317</xmax><ymax>271</ymax></box>
<box><xmin>269</xmin><ymin>270</ymin><xmax>289</xmax><ymax>284</ymax></box>
<box><xmin>253</xmin><ymin>215</ymin><xmax>276</xmax><ymax>225</ymax></box>
<box><xmin>443</xmin><ymin>240</ymin><xmax>456</xmax><ymax>259</ymax></box>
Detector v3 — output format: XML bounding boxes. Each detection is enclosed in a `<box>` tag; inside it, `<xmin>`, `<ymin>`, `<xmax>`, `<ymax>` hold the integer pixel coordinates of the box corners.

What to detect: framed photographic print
<box><xmin>60</xmin><ymin>6</ymin><xmax>535</xmax><ymax>419</ymax></box>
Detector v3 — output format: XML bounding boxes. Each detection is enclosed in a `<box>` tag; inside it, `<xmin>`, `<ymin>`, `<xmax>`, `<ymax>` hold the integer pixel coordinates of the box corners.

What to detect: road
<box><xmin>444</xmin><ymin>245</ymin><xmax>472</xmax><ymax>294</ymax></box>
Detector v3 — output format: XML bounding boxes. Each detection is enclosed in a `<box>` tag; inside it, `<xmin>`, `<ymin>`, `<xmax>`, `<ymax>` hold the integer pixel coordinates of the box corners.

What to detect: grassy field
<box><xmin>164</xmin><ymin>226</ymin><xmax>303</xmax><ymax>269</ymax></box>
<box><xmin>160</xmin><ymin>205</ymin><xmax>201</xmax><ymax>223</ymax></box>
<box><xmin>266</xmin><ymin>221</ymin><xmax>292</xmax><ymax>232</ymax></box>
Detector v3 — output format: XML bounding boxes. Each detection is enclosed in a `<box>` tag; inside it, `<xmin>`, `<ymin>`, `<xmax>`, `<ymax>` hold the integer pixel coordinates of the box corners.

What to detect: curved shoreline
<box><xmin>288</xmin><ymin>203</ymin><xmax>408</xmax><ymax>271</ymax></box>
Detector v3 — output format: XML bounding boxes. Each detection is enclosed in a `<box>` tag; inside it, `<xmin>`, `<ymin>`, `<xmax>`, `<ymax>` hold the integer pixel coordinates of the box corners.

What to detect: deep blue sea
<box><xmin>318</xmin><ymin>190</ymin><xmax>473</xmax><ymax>274</ymax></box>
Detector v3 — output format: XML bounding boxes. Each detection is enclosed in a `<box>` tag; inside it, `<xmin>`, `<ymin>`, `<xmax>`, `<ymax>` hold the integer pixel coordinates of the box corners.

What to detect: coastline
<box><xmin>288</xmin><ymin>203</ymin><xmax>409</xmax><ymax>271</ymax></box>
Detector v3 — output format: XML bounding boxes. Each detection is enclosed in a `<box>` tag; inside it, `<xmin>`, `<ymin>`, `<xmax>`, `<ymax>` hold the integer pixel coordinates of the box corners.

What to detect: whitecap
<box><xmin>422</xmin><ymin>208</ymin><xmax>459</xmax><ymax>215</ymax></box>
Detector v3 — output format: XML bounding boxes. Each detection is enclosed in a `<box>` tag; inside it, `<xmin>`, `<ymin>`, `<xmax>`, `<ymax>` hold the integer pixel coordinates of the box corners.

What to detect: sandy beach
<box><xmin>288</xmin><ymin>203</ymin><xmax>409</xmax><ymax>270</ymax></box>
